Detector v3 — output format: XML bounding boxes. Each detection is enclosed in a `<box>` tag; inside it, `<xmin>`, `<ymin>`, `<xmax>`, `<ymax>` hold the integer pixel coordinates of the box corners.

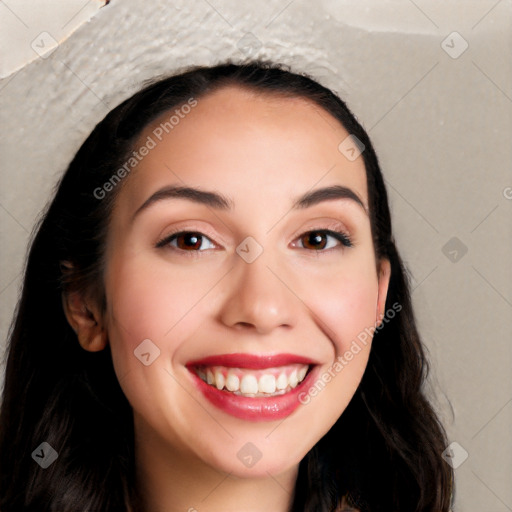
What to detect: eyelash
<box><xmin>155</xmin><ymin>228</ymin><xmax>353</xmax><ymax>255</ymax></box>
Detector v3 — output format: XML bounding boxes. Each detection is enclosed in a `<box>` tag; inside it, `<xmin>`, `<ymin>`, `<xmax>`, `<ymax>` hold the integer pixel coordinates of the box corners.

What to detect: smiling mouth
<box><xmin>192</xmin><ymin>363</ymin><xmax>310</xmax><ymax>398</ymax></box>
<box><xmin>187</xmin><ymin>353</ymin><xmax>318</xmax><ymax>420</ymax></box>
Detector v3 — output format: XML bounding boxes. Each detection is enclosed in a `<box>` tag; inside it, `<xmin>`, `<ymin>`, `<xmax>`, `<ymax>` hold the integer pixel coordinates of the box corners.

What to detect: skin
<box><xmin>63</xmin><ymin>86</ymin><xmax>390</xmax><ymax>512</ymax></box>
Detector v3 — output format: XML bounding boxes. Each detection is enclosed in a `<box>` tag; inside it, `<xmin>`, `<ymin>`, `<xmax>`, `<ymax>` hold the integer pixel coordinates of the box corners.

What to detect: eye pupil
<box><xmin>304</xmin><ymin>231</ymin><xmax>327</xmax><ymax>250</ymax></box>
<box><xmin>178</xmin><ymin>233</ymin><xmax>202</xmax><ymax>250</ymax></box>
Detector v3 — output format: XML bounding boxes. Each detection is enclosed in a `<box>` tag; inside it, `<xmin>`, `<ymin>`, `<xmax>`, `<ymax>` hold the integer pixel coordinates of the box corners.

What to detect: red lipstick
<box><xmin>187</xmin><ymin>353</ymin><xmax>316</xmax><ymax>369</ymax></box>
<box><xmin>186</xmin><ymin>353</ymin><xmax>319</xmax><ymax>421</ymax></box>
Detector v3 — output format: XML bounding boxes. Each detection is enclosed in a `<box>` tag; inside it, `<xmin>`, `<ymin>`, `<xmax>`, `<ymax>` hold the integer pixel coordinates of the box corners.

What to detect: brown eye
<box><xmin>156</xmin><ymin>231</ymin><xmax>216</xmax><ymax>252</ymax></box>
<box><xmin>297</xmin><ymin>229</ymin><xmax>353</xmax><ymax>251</ymax></box>
<box><xmin>174</xmin><ymin>233</ymin><xmax>203</xmax><ymax>250</ymax></box>
<box><xmin>301</xmin><ymin>231</ymin><xmax>328</xmax><ymax>250</ymax></box>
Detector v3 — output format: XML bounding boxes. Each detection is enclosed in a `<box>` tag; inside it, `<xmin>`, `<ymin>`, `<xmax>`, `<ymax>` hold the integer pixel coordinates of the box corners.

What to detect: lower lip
<box><xmin>188</xmin><ymin>366</ymin><xmax>319</xmax><ymax>421</ymax></box>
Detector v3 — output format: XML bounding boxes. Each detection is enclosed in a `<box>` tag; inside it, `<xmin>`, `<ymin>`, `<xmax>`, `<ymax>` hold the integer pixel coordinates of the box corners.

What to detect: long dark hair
<box><xmin>0</xmin><ymin>60</ymin><xmax>454</xmax><ymax>511</ymax></box>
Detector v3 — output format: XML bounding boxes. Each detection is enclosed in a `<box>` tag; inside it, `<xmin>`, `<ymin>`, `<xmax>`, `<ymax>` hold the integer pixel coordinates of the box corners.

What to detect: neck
<box><xmin>134</xmin><ymin>416</ymin><xmax>298</xmax><ymax>512</ymax></box>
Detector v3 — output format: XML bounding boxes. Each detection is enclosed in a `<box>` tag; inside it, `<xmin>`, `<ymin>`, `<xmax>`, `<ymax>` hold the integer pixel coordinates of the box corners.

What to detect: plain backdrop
<box><xmin>1</xmin><ymin>1</ymin><xmax>511</xmax><ymax>510</ymax></box>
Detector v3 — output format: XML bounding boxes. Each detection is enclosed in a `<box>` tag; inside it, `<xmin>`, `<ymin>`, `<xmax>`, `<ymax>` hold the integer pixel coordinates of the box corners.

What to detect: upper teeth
<box><xmin>196</xmin><ymin>364</ymin><xmax>309</xmax><ymax>397</ymax></box>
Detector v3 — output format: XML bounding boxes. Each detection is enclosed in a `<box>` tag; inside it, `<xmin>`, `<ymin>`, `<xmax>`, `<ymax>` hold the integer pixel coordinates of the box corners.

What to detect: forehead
<box><xmin>119</xmin><ymin>85</ymin><xmax>368</xmax><ymax>214</ymax></box>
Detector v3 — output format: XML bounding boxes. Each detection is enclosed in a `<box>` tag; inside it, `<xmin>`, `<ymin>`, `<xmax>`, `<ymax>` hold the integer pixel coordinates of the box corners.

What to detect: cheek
<box><xmin>106</xmin><ymin>250</ymin><xmax>218</xmax><ymax>335</ymax></box>
<box><xmin>322</xmin><ymin>282</ymin><xmax>377</xmax><ymax>353</ymax></box>
<box><xmin>295</xmin><ymin>268</ymin><xmax>377</xmax><ymax>430</ymax></box>
<box><xmin>305</xmin><ymin>256</ymin><xmax>379</xmax><ymax>355</ymax></box>
<box><xmin>103</xmin><ymin>253</ymin><xmax>222</xmax><ymax>433</ymax></box>
<box><xmin>103</xmin><ymin>251</ymin><xmax>221</xmax><ymax>378</ymax></box>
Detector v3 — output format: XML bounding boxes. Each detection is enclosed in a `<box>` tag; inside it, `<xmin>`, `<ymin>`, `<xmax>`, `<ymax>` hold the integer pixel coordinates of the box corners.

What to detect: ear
<box><xmin>376</xmin><ymin>258</ymin><xmax>391</xmax><ymax>327</ymax></box>
<box><xmin>61</xmin><ymin>288</ymin><xmax>108</xmax><ymax>352</ymax></box>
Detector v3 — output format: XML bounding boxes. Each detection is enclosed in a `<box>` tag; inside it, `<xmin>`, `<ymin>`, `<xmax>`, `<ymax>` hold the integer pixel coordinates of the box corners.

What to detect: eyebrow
<box><xmin>131</xmin><ymin>183</ymin><xmax>367</xmax><ymax>222</ymax></box>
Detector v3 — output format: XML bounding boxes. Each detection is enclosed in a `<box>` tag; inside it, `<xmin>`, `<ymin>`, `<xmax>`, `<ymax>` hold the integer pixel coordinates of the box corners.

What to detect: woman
<box><xmin>0</xmin><ymin>60</ymin><xmax>454</xmax><ymax>511</ymax></box>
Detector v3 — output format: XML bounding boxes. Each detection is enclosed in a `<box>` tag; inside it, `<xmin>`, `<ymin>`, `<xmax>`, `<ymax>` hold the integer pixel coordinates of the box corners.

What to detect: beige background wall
<box><xmin>1</xmin><ymin>1</ymin><xmax>511</xmax><ymax>510</ymax></box>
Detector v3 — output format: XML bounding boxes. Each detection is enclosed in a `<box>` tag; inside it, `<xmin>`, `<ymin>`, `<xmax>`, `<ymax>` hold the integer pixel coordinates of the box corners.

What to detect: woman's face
<box><xmin>103</xmin><ymin>86</ymin><xmax>390</xmax><ymax>477</ymax></box>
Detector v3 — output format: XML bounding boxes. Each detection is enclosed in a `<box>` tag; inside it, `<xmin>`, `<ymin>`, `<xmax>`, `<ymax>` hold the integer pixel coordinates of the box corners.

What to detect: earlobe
<box><xmin>61</xmin><ymin>290</ymin><xmax>108</xmax><ymax>352</ymax></box>
<box><xmin>376</xmin><ymin>259</ymin><xmax>391</xmax><ymax>327</ymax></box>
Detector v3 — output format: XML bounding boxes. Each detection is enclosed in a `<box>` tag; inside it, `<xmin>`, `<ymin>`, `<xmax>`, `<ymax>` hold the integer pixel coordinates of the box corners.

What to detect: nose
<box><xmin>217</xmin><ymin>250</ymin><xmax>298</xmax><ymax>335</ymax></box>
